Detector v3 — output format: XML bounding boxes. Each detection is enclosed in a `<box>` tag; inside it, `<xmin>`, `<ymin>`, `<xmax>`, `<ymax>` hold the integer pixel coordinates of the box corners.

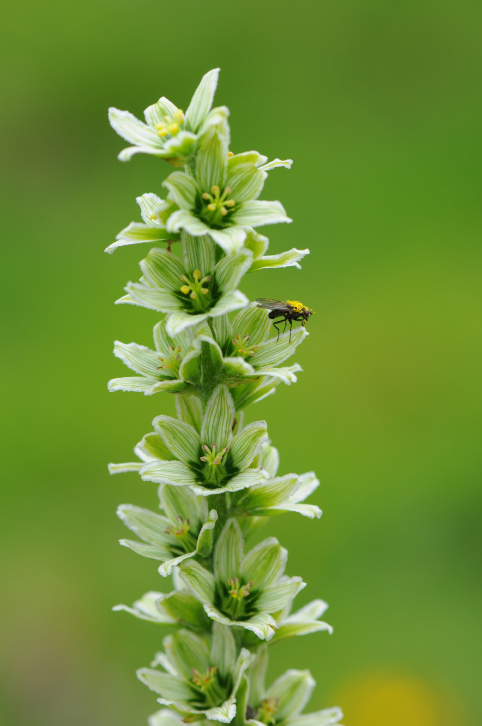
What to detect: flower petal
<box><xmin>179</xmin><ymin>559</ymin><xmax>216</xmax><ymax>603</ymax></box>
<box><xmin>109</xmin><ymin>107</ymin><xmax>161</xmax><ymax>147</ymax></box>
<box><xmin>242</xmin><ymin>537</ymin><xmax>287</xmax><ymax>589</ymax></box>
<box><xmin>204</xmin><ymin>605</ymin><xmax>278</xmax><ymax>641</ymax></box>
<box><xmin>137</xmin><ymin>669</ymin><xmax>193</xmax><ymax>702</ymax></box>
<box><xmin>238</xmin><ymin>475</ymin><xmax>301</xmax><ymax>512</ymax></box>
<box><xmin>113</xmin><ymin>341</ymin><xmax>160</xmax><ymax>377</ymax></box>
<box><xmin>232</xmin><ymin>304</ymin><xmax>270</xmax><ymax>345</ymax></box>
<box><xmin>106</xmin><ymin>223</ymin><xmax>171</xmax><ymax>254</ymax></box>
<box><xmin>117</xmin><ymin>504</ymin><xmax>171</xmax><ymax>546</ymax></box>
<box><xmin>265</xmin><ymin>670</ymin><xmax>315</xmax><ymax>721</ymax></box>
<box><xmin>141</xmin><ymin>247</ymin><xmax>187</xmax><ymax>292</ymax></box>
<box><xmin>120</xmin><ymin>539</ymin><xmax>171</xmax><ymax>560</ymax></box>
<box><xmin>165</xmin><ymin>630</ymin><xmax>211</xmax><ymax>682</ymax></box>
<box><xmin>210</xmin><ymin>313</ymin><xmax>233</xmax><ymax>348</ymax></box>
<box><xmin>113</xmin><ymin>591</ymin><xmax>176</xmax><ymax>624</ymax></box>
<box><xmin>153</xmin><ymin>415</ymin><xmax>201</xmax><ymax>465</ymax></box>
<box><xmin>284</xmin><ymin>708</ymin><xmax>344</xmax><ymax>726</ymax></box>
<box><xmin>163</xmin><ymin>172</ymin><xmax>198</xmax><ymax>210</ymax></box>
<box><xmin>196</xmin><ymin>127</ymin><xmax>228</xmax><ymax>191</ymax></box>
<box><xmin>157</xmin><ymin>590</ymin><xmax>211</xmax><ymax>631</ymax></box>
<box><xmin>289</xmin><ymin>471</ymin><xmax>320</xmax><ymax>503</ymax></box>
<box><xmin>214</xmin><ymin>249</ymin><xmax>253</xmax><ymax>294</ymax></box>
<box><xmin>148</xmin><ymin>709</ymin><xmax>186</xmax><ymax>726</ymax></box>
<box><xmin>250</xmin><ymin>248</ymin><xmax>310</xmax><ymax>272</ymax></box>
<box><xmin>244</xmin><ymin>229</ymin><xmax>269</xmax><ymax>260</ymax></box>
<box><xmin>211</xmin><ymin>623</ymin><xmax>236</xmax><ymax>680</ymax></box>
<box><xmin>166</xmin><ymin>311</ymin><xmax>209</xmax><ymax>338</ymax></box>
<box><xmin>256</xmin><ymin>576</ymin><xmax>306</xmax><ymax>613</ymax></box>
<box><xmin>232</xmin><ymin>200</ymin><xmax>292</xmax><ymax>227</ymax></box>
<box><xmin>208</xmin><ymin>226</ymin><xmax>248</xmax><ymax>254</ymax></box>
<box><xmin>254</xmin><ymin>365</ymin><xmax>302</xmax><ymax>385</ymax></box>
<box><xmin>252</xmin><ymin>328</ymin><xmax>308</xmax><ymax>368</ymax></box>
<box><xmin>121</xmin><ymin>282</ymin><xmax>181</xmax><ymax>313</ymax></box>
<box><xmin>229</xmin><ymin>421</ymin><xmax>268</xmax><ymax>470</ymax></box>
<box><xmin>182</xmin><ymin>233</ymin><xmax>215</xmax><ymax>276</ymax></box>
<box><xmin>214</xmin><ymin>519</ymin><xmax>244</xmax><ymax>582</ymax></box>
<box><xmin>144</xmin><ymin>96</ymin><xmax>178</xmax><ymax>125</ymax></box>
<box><xmin>227</xmin><ymin>163</ymin><xmax>267</xmax><ymax>203</ymax></box>
<box><xmin>166</xmin><ymin>209</ymin><xmax>211</xmax><ymax>236</ymax></box>
<box><xmin>175</xmin><ymin>394</ymin><xmax>204</xmax><ymax>432</ymax></box>
<box><xmin>137</xmin><ymin>193</ymin><xmax>165</xmax><ymax>224</ymax></box>
<box><xmin>262</xmin><ymin>444</ymin><xmax>279</xmax><ymax>478</ymax></box>
<box><xmin>140</xmin><ymin>460</ymin><xmax>196</xmax><ymax>486</ymax></box>
<box><xmin>185</xmin><ymin>68</ymin><xmax>220</xmax><ymax>133</ymax></box>
<box><xmin>108</xmin><ymin>375</ymin><xmax>159</xmax><ymax>393</ymax></box>
<box><xmin>258</xmin><ymin>158</ymin><xmax>293</xmax><ymax>171</ymax></box>
<box><xmin>201</xmin><ymin>384</ymin><xmax>234</xmax><ymax>449</ymax></box>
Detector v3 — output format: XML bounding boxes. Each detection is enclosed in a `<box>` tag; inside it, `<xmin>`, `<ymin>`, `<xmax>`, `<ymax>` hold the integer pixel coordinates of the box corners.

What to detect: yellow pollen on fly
<box><xmin>287</xmin><ymin>299</ymin><xmax>307</xmax><ymax>313</ymax></box>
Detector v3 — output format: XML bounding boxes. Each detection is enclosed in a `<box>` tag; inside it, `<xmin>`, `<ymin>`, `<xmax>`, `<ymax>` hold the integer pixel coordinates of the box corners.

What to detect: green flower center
<box><xmin>154</xmin><ymin>109</ymin><xmax>184</xmax><ymax>138</ymax></box>
<box><xmin>200</xmin><ymin>185</ymin><xmax>236</xmax><ymax>226</ymax></box>
<box><xmin>231</xmin><ymin>333</ymin><xmax>260</xmax><ymax>359</ymax></box>
<box><xmin>157</xmin><ymin>345</ymin><xmax>182</xmax><ymax>376</ymax></box>
<box><xmin>257</xmin><ymin>698</ymin><xmax>280</xmax><ymax>725</ymax></box>
<box><xmin>179</xmin><ymin>269</ymin><xmax>213</xmax><ymax>313</ymax></box>
<box><xmin>221</xmin><ymin>576</ymin><xmax>255</xmax><ymax>619</ymax></box>
<box><xmin>191</xmin><ymin>666</ymin><xmax>226</xmax><ymax>707</ymax></box>
<box><xmin>164</xmin><ymin>515</ymin><xmax>197</xmax><ymax>552</ymax></box>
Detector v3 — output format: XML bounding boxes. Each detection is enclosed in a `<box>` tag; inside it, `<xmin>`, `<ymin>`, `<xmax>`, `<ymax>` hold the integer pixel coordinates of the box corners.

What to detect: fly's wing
<box><xmin>255</xmin><ymin>298</ymin><xmax>290</xmax><ymax>310</ymax></box>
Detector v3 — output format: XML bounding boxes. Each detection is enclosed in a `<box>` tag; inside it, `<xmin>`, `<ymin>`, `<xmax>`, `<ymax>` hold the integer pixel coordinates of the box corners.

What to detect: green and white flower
<box><xmin>110</xmin><ymin>385</ymin><xmax>269</xmax><ymax>496</ymax></box>
<box><xmin>273</xmin><ymin>598</ymin><xmax>333</xmax><ymax>643</ymax></box>
<box><xmin>178</xmin><ymin>519</ymin><xmax>305</xmax><ymax>641</ymax></box>
<box><xmin>245</xmin><ymin>650</ymin><xmax>343</xmax><ymax>726</ymax></box>
<box><xmin>113</xmin><ymin>589</ymin><xmax>211</xmax><ymax>632</ymax></box>
<box><xmin>108</xmin><ymin>304</ymin><xmax>308</xmax><ymax>398</ymax></box>
<box><xmin>137</xmin><ymin>625</ymin><xmax>250</xmax><ymax>723</ymax></box>
<box><xmin>105</xmin><ymin>193</ymin><xmax>180</xmax><ymax>255</ymax></box>
<box><xmin>109</xmin><ymin>68</ymin><xmax>229</xmax><ymax>165</ymax></box>
<box><xmin>234</xmin><ymin>443</ymin><xmax>322</xmax><ymax>520</ymax></box>
<box><xmin>161</xmin><ymin>134</ymin><xmax>292</xmax><ymax>254</ymax></box>
<box><xmin>116</xmin><ymin>240</ymin><xmax>252</xmax><ymax>337</ymax></box>
<box><xmin>117</xmin><ymin>483</ymin><xmax>218</xmax><ymax>576</ymax></box>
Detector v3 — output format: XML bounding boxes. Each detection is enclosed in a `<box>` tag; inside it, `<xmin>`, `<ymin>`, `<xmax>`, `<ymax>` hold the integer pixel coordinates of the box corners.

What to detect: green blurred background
<box><xmin>1</xmin><ymin>0</ymin><xmax>481</xmax><ymax>724</ymax></box>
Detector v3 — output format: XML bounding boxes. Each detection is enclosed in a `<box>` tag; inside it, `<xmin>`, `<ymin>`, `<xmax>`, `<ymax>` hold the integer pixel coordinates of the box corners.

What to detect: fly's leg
<box><xmin>289</xmin><ymin>318</ymin><xmax>293</xmax><ymax>342</ymax></box>
<box><xmin>273</xmin><ymin>319</ymin><xmax>282</xmax><ymax>340</ymax></box>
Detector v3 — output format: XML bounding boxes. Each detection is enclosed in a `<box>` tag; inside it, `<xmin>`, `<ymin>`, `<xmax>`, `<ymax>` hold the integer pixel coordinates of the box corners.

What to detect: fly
<box><xmin>255</xmin><ymin>299</ymin><xmax>313</xmax><ymax>341</ymax></box>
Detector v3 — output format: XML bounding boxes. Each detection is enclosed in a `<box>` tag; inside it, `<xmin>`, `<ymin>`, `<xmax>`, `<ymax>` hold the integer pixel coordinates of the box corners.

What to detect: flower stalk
<box><xmin>108</xmin><ymin>68</ymin><xmax>343</xmax><ymax>726</ymax></box>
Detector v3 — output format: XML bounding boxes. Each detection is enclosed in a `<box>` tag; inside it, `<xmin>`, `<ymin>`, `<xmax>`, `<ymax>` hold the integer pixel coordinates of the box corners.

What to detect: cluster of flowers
<box><xmin>108</xmin><ymin>69</ymin><xmax>343</xmax><ymax>726</ymax></box>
